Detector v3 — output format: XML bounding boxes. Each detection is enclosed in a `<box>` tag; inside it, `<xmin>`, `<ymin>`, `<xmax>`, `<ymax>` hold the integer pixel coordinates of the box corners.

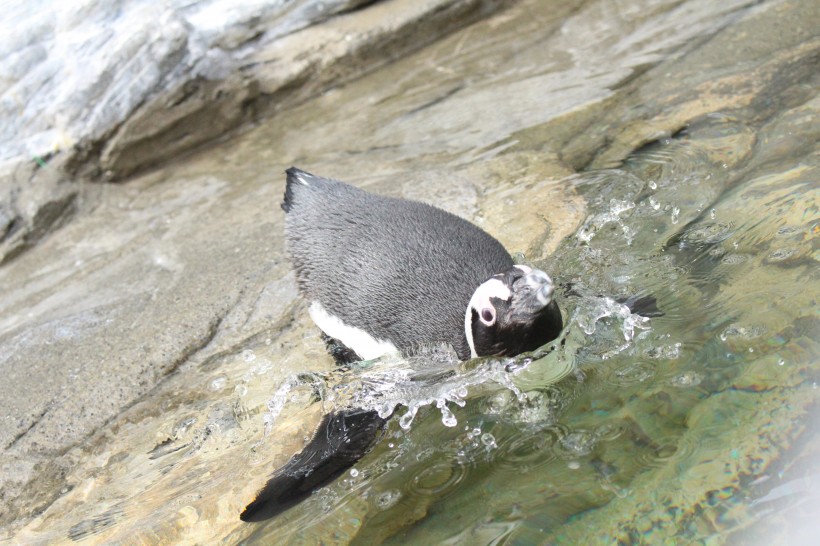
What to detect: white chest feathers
<box><xmin>308</xmin><ymin>301</ymin><xmax>399</xmax><ymax>361</ymax></box>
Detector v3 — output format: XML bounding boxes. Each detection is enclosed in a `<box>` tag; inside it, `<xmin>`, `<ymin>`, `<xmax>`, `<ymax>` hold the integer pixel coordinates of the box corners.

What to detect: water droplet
<box><xmin>242</xmin><ymin>350</ymin><xmax>256</xmax><ymax>362</ymax></box>
<box><xmin>481</xmin><ymin>433</ymin><xmax>497</xmax><ymax>449</ymax></box>
<box><xmin>437</xmin><ymin>400</ymin><xmax>458</xmax><ymax>427</ymax></box>
<box><xmin>399</xmin><ymin>406</ymin><xmax>418</xmax><ymax>430</ymax></box>
<box><xmin>567</xmin><ymin>461</ymin><xmax>580</xmax><ymax>470</ymax></box>
<box><xmin>671</xmin><ymin>207</ymin><xmax>680</xmax><ymax>224</ymax></box>
<box><xmin>209</xmin><ymin>376</ymin><xmax>227</xmax><ymax>391</ymax></box>
<box><xmin>350</xmin><ymin>469</ymin><xmax>359</xmax><ymax>477</ymax></box>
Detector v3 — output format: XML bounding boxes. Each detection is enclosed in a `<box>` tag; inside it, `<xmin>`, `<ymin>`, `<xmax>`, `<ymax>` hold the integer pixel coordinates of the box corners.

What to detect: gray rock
<box><xmin>0</xmin><ymin>0</ymin><xmax>510</xmax><ymax>264</ymax></box>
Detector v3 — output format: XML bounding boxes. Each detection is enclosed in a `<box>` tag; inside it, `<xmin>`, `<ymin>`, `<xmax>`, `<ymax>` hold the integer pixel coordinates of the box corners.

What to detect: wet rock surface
<box><xmin>0</xmin><ymin>0</ymin><xmax>510</xmax><ymax>264</ymax></box>
<box><xmin>0</xmin><ymin>0</ymin><xmax>817</xmax><ymax>543</ymax></box>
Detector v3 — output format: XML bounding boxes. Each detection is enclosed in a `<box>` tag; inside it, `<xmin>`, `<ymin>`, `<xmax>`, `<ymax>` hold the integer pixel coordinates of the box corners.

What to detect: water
<box><xmin>3</xmin><ymin>0</ymin><xmax>819</xmax><ymax>544</ymax></box>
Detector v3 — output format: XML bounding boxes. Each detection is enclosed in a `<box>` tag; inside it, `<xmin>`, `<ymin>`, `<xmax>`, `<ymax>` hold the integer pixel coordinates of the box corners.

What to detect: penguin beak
<box><xmin>510</xmin><ymin>269</ymin><xmax>554</xmax><ymax>316</ymax></box>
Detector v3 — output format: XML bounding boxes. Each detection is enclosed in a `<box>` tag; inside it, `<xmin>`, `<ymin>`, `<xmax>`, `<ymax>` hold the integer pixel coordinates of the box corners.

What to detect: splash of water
<box><xmin>574</xmin><ymin>296</ymin><xmax>651</xmax><ymax>341</ymax></box>
<box><xmin>576</xmin><ymin>199</ymin><xmax>637</xmax><ymax>244</ymax></box>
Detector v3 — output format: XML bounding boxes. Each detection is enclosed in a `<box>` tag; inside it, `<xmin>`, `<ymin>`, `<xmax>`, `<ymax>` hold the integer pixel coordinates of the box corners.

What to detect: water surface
<box><xmin>6</xmin><ymin>0</ymin><xmax>818</xmax><ymax>544</ymax></box>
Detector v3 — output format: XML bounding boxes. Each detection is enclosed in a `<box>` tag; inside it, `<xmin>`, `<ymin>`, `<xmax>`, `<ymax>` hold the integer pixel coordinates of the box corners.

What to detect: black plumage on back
<box><xmin>283</xmin><ymin>167</ymin><xmax>513</xmax><ymax>360</ymax></box>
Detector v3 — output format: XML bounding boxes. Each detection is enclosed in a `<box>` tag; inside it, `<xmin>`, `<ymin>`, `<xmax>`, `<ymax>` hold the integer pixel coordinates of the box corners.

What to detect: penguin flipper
<box><xmin>240</xmin><ymin>409</ymin><xmax>387</xmax><ymax>522</ymax></box>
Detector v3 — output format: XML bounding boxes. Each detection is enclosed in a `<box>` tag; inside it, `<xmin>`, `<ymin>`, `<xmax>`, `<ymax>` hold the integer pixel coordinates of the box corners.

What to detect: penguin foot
<box><xmin>240</xmin><ymin>408</ymin><xmax>387</xmax><ymax>522</ymax></box>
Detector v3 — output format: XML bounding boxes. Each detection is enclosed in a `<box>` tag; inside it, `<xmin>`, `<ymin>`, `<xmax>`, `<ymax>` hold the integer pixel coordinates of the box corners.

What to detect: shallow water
<box><xmin>5</xmin><ymin>0</ymin><xmax>818</xmax><ymax>544</ymax></box>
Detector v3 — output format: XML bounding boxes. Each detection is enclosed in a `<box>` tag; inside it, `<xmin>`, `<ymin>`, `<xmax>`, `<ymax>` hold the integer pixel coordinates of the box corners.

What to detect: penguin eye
<box><xmin>480</xmin><ymin>307</ymin><xmax>496</xmax><ymax>326</ymax></box>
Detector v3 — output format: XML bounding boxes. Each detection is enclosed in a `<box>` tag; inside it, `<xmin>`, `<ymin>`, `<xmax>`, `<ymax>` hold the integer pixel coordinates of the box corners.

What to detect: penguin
<box><xmin>240</xmin><ymin>168</ymin><xmax>563</xmax><ymax>522</ymax></box>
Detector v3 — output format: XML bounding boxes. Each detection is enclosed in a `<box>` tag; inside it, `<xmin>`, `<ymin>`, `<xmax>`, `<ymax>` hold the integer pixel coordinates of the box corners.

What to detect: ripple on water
<box><xmin>605</xmin><ymin>360</ymin><xmax>658</xmax><ymax>387</ymax></box>
<box><xmin>634</xmin><ymin>432</ymin><xmax>698</xmax><ymax>470</ymax></box>
<box><xmin>719</xmin><ymin>324</ymin><xmax>767</xmax><ymax>348</ymax></box>
<box><xmin>495</xmin><ymin>426</ymin><xmax>564</xmax><ymax>472</ymax></box>
<box><xmin>765</xmin><ymin>247</ymin><xmax>797</xmax><ymax>264</ymax></box>
<box><xmin>720</xmin><ymin>253</ymin><xmax>750</xmax><ymax>265</ymax></box>
<box><xmin>680</xmin><ymin>222</ymin><xmax>735</xmax><ymax>246</ymax></box>
<box><xmin>553</xmin><ymin>428</ymin><xmax>599</xmax><ymax>459</ymax></box>
<box><xmin>630</xmin><ymin>139</ymin><xmax>708</xmax><ymax>189</ymax></box>
<box><xmin>407</xmin><ymin>459</ymin><xmax>468</xmax><ymax>500</ymax></box>
<box><xmin>668</xmin><ymin>371</ymin><xmax>704</xmax><ymax>388</ymax></box>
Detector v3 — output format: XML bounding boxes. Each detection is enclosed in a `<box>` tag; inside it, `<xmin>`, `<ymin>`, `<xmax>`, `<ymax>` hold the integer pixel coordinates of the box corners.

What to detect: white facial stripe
<box><xmin>464</xmin><ymin>278</ymin><xmax>512</xmax><ymax>359</ymax></box>
<box><xmin>309</xmin><ymin>301</ymin><xmax>398</xmax><ymax>360</ymax></box>
<box><xmin>475</xmin><ymin>278</ymin><xmax>512</xmax><ymax>306</ymax></box>
<box><xmin>464</xmin><ymin>304</ymin><xmax>477</xmax><ymax>359</ymax></box>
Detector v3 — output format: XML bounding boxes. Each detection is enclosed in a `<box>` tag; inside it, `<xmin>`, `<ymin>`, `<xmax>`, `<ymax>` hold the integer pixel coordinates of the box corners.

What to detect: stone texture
<box><xmin>0</xmin><ymin>0</ymin><xmax>511</xmax><ymax>265</ymax></box>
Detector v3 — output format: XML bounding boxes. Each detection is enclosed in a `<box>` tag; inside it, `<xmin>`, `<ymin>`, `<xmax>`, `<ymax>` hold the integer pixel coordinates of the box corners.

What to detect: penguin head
<box><xmin>465</xmin><ymin>265</ymin><xmax>563</xmax><ymax>358</ymax></box>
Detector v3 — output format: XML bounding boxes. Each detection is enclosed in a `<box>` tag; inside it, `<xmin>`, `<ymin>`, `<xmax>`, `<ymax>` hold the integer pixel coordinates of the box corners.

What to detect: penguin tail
<box><xmin>240</xmin><ymin>409</ymin><xmax>387</xmax><ymax>522</ymax></box>
<box><xmin>282</xmin><ymin>167</ymin><xmax>313</xmax><ymax>213</ymax></box>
